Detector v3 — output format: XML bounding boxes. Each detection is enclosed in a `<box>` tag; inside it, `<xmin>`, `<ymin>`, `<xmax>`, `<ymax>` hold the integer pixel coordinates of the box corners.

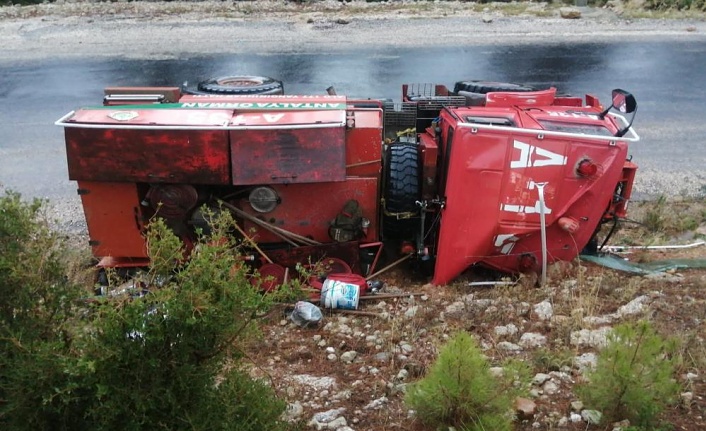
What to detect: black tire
<box><xmin>384</xmin><ymin>143</ymin><xmax>420</xmax><ymax>214</ymax></box>
<box><xmin>453</xmin><ymin>80</ymin><xmax>537</xmax><ymax>94</ymax></box>
<box><xmin>382</xmin><ymin>143</ymin><xmax>421</xmax><ymax>240</ymax></box>
<box><xmin>197</xmin><ymin>75</ymin><xmax>284</xmax><ymax>95</ymax></box>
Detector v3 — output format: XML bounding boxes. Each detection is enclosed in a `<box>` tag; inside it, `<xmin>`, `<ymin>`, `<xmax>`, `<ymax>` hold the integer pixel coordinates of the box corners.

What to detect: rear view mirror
<box><xmin>611</xmin><ymin>89</ymin><xmax>637</xmax><ymax>114</ymax></box>
<box><xmin>599</xmin><ymin>89</ymin><xmax>637</xmax><ymax>137</ymax></box>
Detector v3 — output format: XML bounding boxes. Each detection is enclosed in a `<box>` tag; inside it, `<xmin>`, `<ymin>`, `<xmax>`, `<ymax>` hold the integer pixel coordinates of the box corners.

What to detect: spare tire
<box><xmin>197</xmin><ymin>75</ymin><xmax>284</xmax><ymax>95</ymax></box>
<box><xmin>453</xmin><ymin>81</ymin><xmax>537</xmax><ymax>94</ymax></box>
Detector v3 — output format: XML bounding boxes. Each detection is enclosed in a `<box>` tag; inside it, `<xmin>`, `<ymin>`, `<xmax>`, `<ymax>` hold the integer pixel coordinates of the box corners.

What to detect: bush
<box><xmin>0</xmin><ymin>193</ymin><xmax>287</xmax><ymax>431</ymax></box>
<box><xmin>645</xmin><ymin>0</ymin><xmax>706</xmax><ymax>11</ymax></box>
<box><xmin>577</xmin><ymin>321</ymin><xmax>681</xmax><ymax>428</ymax></box>
<box><xmin>405</xmin><ymin>331</ymin><xmax>529</xmax><ymax>431</ymax></box>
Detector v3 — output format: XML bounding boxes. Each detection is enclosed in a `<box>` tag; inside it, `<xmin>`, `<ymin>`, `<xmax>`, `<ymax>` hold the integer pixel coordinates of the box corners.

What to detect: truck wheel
<box><xmin>382</xmin><ymin>143</ymin><xmax>420</xmax><ymax>239</ymax></box>
<box><xmin>197</xmin><ymin>75</ymin><xmax>284</xmax><ymax>95</ymax></box>
<box><xmin>453</xmin><ymin>81</ymin><xmax>537</xmax><ymax>94</ymax></box>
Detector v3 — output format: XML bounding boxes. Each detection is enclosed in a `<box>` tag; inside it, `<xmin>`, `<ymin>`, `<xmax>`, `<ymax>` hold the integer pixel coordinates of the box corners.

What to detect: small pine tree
<box><xmin>577</xmin><ymin>321</ymin><xmax>681</xmax><ymax>427</ymax></box>
<box><xmin>405</xmin><ymin>331</ymin><xmax>528</xmax><ymax>431</ymax></box>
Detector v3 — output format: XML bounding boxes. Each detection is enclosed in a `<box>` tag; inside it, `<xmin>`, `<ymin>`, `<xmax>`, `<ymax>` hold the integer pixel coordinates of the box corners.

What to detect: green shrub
<box><xmin>0</xmin><ymin>192</ymin><xmax>84</xmax><ymax>429</ymax></box>
<box><xmin>577</xmin><ymin>321</ymin><xmax>681</xmax><ymax>428</ymax></box>
<box><xmin>0</xmin><ymin>193</ymin><xmax>286</xmax><ymax>431</ymax></box>
<box><xmin>405</xmin><ymin>331</ymin><xmax>529</xmax><ymax>431</ymax></box>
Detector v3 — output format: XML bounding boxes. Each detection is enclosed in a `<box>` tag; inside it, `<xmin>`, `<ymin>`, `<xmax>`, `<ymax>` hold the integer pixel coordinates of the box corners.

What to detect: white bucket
<box><xmin>320</xmin><ymin>279</ymin><xmax>360</xmax><ymax>310</ymax></box>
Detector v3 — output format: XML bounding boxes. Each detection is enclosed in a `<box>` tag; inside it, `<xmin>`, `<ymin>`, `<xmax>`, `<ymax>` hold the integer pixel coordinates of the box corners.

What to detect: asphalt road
<box><xmin>1</xmin><ymin>40</ymin><xmax>705</xmax><ymax>206</ymax></box>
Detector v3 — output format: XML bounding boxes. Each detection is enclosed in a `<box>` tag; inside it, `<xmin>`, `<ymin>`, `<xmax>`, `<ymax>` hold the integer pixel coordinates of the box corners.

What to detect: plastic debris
<box><xmin>290</xmin><ymin>301</ymin><xmax>323</xmax><ymax>328</ymax></box>
<box><xmin>580</xmin><ymin>253</ymin><xmax>706</xmax><ymax>275</ymax></box>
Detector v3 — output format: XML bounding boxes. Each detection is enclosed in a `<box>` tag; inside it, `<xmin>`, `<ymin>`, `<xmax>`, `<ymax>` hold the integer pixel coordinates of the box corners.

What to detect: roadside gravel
<box><xmin>2</xmin><ymin>1</ymin><xmax>706</xmax><ymax>61</ymax></box>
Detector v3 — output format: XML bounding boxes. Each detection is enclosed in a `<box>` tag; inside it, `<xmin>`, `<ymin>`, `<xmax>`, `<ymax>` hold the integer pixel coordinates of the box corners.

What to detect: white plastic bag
<box><xmin>289</xmin><ymin>301</ymin><xmax>323</xmax><ymax>328</ymax></box>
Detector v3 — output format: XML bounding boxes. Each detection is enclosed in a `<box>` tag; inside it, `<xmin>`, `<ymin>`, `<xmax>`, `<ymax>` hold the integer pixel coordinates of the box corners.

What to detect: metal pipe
<box><xmin>218</xmin><ymin>199</ymin><xmax>320</xmax><ymax>246</ymax></box>
<box><xmin>365</xmin><ymin>254</ymin><xmax>411</xmax><ymax>281</ymax></box>
<box><xmin>535</xmin><ymin>182</ymin><xmax>548</xmax><ymax>286</ymax></box>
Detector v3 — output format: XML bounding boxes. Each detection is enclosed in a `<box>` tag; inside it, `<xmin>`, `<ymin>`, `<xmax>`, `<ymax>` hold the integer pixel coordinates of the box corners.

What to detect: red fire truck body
<box><xmin>57</xmin><ymin>78</ymin><xmax>639</xmax><ymax>285</ymax></box>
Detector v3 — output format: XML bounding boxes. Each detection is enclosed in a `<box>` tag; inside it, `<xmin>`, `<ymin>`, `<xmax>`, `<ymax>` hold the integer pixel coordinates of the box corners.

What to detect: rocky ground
<box><xmin>249</xmin><ymin>230</ymin><xmax>706</xmax><ymax>431</ymax></box>
<box><xmin>2</xmin><ymin>2</ymin><xmax>705</xmax><ymax>430</ymax></box>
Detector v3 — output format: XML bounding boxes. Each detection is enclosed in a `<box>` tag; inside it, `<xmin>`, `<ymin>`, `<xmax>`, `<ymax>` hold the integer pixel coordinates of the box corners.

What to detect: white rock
<box><xmin>308</xmin><ymin>408</ymin><xmax>346</xmax><ymax>430</ymax></box>
<box><xmin>583</xmin><ymin>315</ymin><xmax>616</xmax><ymax>326</ymax></box>
<box><xmin>542</xmin><ymin>380</ymin><xmax>559</xmax><ymax>395</ymax></box>
<box><xmin>340</xmin><ymin>351</ymin><xmax>358</xmax><ymax>363</ymax></box>
<box><xmin>336</xmin><ymin>324</ymin><xmax>353</xmax><ymax>335</ymax></box>
<box><xmin>570</xmin><ymin>400</ymin><xmax>584</xmax><ymax>411</ymax></box>
<box><xmin>581</xmin><ymin>409</ymin><xmax>602</xmax><ymax>424</ymax></box>
<box><xmin>685</xmin><ymin>372</ymin><xmax>699</xmax><ymax>382</ymax></box>
<box><xmin>616</xmin><ymin>295</ymin><xmax>650</xmax><ymax>317</ymax></box>
<box><xmin>497</xmin><ymin>341</ymin><xmax>522</xmax><ymax>352</ymax></box>
<box><xmin>333</xmin><ymin>389</ymin><xmax>351</xmax><ymax>400</ymax></box>
<box><xmin>558</xmin><ymin>416</ymin><xmax>569</xmax><ymax>426</ymax></box>
<box><xmin>326</xmin><ymin>346</ymin><xmax>336</xmax><ymax>354</ymax></box>
<box><xmin>575</xmin><ymin>352</ymin><xmax>598</xmax><ymax>372</ymax></box>
<box><xmin>570</xmin><ymin>412</ymin><xmax>583</xmax><ymax>423</ymax></box>
<box><xmin>290</xmin><ymin>375</ymin><xmax>336</xmax><ymax>391</ymax></box>
<box><xmin>399</xmin><ymin>342</ymin><xmax>414</xmax><ymax>354</ymax></box>
<box><xmin>549</xmin><ymin>371</ymin><xmax>573</xmax><ymax>383</ymax></box>
<box><xmin>532</xmin><ymin>373</ymin><xmax>551</xmax><ymax>386</ymax></box>
<box><xmin>494</xmin><ymin>323</ymin><xmax>519</xmax><ymax>337</ymax></box>
<box><xmin>373</xmin><ymin>352</ymin><xmax>390</xmax><ymax>362</ymax></box>
<box><xmin>481</xmin><ymin>15</ymin><xmax>493</xmax><ymax>23</ymax></box>
<box><xmin>534</xmin><ymin>300</ymin><xmax>553</xmax><ymax>321</ymax></box>
<box><xmin>284</xmin><ymin>401</ymin><xmax>304</xmax><ymax>422</ymax></box>
<box><xmin>364</xmin><ymin>396</ymin><xmax>388</xmax><ymax>410</ymax></box>
<box><xmin>325</xmin><ymin>416</ymin><xmax>347</xmax><ymax>429</ymax></box>
<box><xmin>327</xmin><ymin>353</ymin><xmax>337</xmax><ymax>361</ymax></box>
<box><xmin>396</xmin><ymin>369</ymin><xmax>409</xmax><ymax>381</ymax></box>
<box><xmin>470</xmin><ymin>299</ymin><xmax>494</xmax><ymax>310</ymax></box>
<box><xmin>519</xmin><ymin>332</ymin><xmax>547</xmax><ymax>348</ymax></box>
<box><xmin>445</xmin><ymin>301</ymin><xmax>466</xmax><ymax>314</ymax></box>
<box><xmin>404</xmin><ymin>305</ymin><xmax>419</xmax><ymax>318</ymax></box>
<box><xmin>570</xmin><ymin>327</ymin><xmax>611</xmax><ymax>348</ymax></box>
<box><xmin>681</xmin><ymin>391</ymin><xmax>694</xmax><ymax>407</ymax></box>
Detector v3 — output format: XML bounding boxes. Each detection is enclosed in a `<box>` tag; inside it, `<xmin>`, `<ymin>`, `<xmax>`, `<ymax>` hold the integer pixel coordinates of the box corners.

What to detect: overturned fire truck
<box><xmin>56</xmin><ymin>76</ymin><xmax>639</xmax><ymax>285</ymax></box>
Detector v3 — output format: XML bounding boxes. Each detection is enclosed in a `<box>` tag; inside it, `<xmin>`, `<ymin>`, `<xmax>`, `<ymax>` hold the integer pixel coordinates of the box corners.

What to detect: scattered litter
<box><xmin>321</xmin><ymin>274</ymin><xmax>366</xmax><ymax>310</ymax></box>
<box><xmin>289</xmin><ymin>301</ymin><xmax>323</xmax><ymax>328</ymax></box>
